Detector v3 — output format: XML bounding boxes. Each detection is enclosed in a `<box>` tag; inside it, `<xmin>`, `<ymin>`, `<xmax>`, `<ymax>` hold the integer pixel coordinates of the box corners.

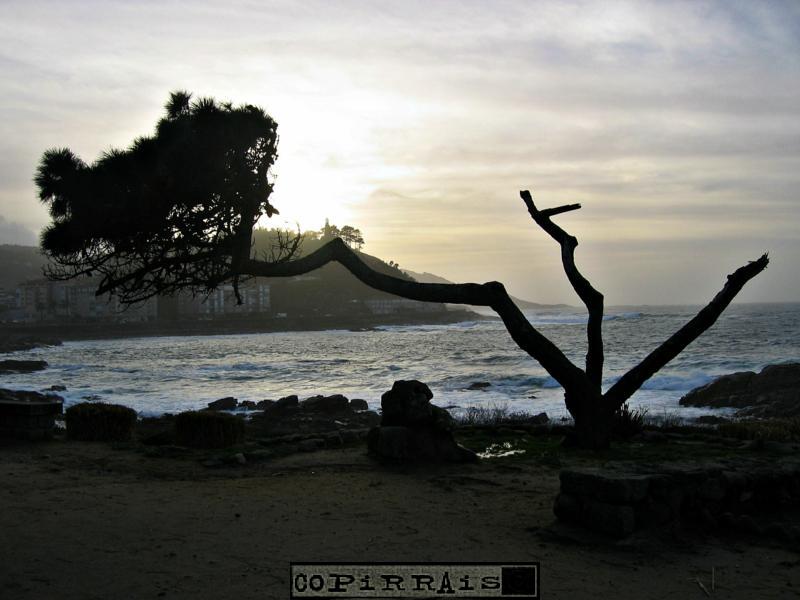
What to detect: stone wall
<box><xmin>0</xmin><ymin>389</ymin><xmax>63</xmax><ymax>440</ymax></box>
<box><xmin>554</xmin><ymin>459</ymin><xmax>800</xmax><ymax>539</ymax></box>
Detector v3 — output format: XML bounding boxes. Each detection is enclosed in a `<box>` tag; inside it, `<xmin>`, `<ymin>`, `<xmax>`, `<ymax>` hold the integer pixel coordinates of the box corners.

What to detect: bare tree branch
<box><xmin>241</xmin><ymin>237</ymin><xmax>587</xmax><ymax>389</ymax></box>
<box><xmin>520</xmin><ymin>190</ymin><xmax>605</xmax><ymax>386</ymax></box>
<box><xmin>604</xmin><ymin>253</ymin><xmax>770</xmax><ymax>408</ymax></box>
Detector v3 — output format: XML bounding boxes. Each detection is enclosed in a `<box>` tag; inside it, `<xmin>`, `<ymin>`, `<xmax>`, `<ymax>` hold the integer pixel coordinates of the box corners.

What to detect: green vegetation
<box><xmin>65</xmin><ymin>402</ymin><xmax>137</xmax><ymax>442</ymax></box>
<box><xmin>174</xmin><ymin>411</ymin><xmax>245</xmax><ymax>449</ymax></box>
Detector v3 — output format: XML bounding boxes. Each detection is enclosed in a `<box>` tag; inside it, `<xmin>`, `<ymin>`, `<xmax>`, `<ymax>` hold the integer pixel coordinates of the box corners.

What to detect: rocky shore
<box><xmin>679</xmin><ymin>363</ymin><xmax>800</xmax><ymax>418</ymax></box>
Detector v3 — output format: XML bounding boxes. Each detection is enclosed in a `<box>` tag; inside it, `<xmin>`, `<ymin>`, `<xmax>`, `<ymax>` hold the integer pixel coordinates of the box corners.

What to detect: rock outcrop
<box><xmin>255</xmin><ymin>393</ymin><xmax>379</xmax><ymax>436</ymax></box>
<box><xmin>679</xmin><ymin>363</ymin><xmax>800</xmax><ymax>418</ymax></box>
<box><xmin>367</xmin><ymin>380</ymin><xmax>477</xmax><ymax>463</ymax></box>
<box><xmin>0</xmin><ymin>360</ymin><xmax>48</xmax><ymax>374</ymax></box>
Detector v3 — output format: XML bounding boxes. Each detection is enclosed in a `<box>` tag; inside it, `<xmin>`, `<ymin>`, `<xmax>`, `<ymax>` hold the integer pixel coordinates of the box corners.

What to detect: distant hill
<box><xmin>0</xmin><ymin>243</ymin><xmax>456</xmax><ymax>316</ymax></box>
<box><xmin>403</xmin><ymin>269</ymin><xmax>570</xmax><ymax>310</ymax></box>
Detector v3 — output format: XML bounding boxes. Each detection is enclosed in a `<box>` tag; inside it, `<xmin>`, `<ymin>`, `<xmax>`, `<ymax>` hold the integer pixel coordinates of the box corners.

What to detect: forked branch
<box><xmin>604</xmin><ymin>253</ymin><xmax>770</xmax><ymax>409</ymax></box>
<box><xmin>520</xmin><ymin>190</ymin><xmax>605</xmax><ymax>386</ymax></box>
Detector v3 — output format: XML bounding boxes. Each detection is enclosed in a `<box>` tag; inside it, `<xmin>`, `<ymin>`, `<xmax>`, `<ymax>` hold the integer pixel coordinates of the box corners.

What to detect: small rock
<box><xmin>275</xmin><ymin>395</ymin><xmax>299</xmax><ymax>410</ymax></box>
<box><xmin>238</xmin><ymin>400</ymin><xmax>257</xmax><ymax>410</ymax></box>
<box><xmin>694</xmin><ymin>415</ymin><xmax>729</xmax><ymax>425</ymax></box>
<box><xmin>467</xmin><ymin>381</ymin><xmax>491</xmax><ymax>390</ymax></box>
<box><xmin>349</xmin><ymin>399</ymin><xmax>369</xmax><ymax>411</ymax></box>
<box><xmin>233</xmin><ymin>452</ymin><xmax>246</xmax><ymax>465</ymax></box>
<box><xmin>301</xmin><ymin>395</ymin><xmax>349</xmax><ymax>413</ymax></box>
<box><xmin>207</xmin><ymin>397</ymin><xmax>238</xmax><ymax>411</ymax></box>
<box><xmin>44</xmin><ymin>385</ymin><xmax>67</xmax><ymax>392</ymax></box>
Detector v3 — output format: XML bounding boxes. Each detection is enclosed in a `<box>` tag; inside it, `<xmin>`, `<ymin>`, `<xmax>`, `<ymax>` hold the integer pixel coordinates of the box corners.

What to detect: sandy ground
<box><xmin>1</xmin><ymin>440</ymin><xmax>798</xmax><ymax>600</ymax></box>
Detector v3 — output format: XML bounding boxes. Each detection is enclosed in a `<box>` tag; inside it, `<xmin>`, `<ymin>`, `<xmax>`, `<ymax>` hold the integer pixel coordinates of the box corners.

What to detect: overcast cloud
<box><xmin>0</xmin><ymin>0</ymin><xmax>798</xmax><ymax>303</ymax></box>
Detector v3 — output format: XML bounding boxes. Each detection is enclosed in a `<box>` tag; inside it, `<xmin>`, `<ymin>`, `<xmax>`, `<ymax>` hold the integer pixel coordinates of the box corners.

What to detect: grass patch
<box><xmin>717</xmin><ymin>418</ymin><xmax>800</xmax><ymax>442</ymax></box>
<box><xmin>454</xmin><ymin>404</ymin><xmax>545</xmax><ymax>427</ymax></box>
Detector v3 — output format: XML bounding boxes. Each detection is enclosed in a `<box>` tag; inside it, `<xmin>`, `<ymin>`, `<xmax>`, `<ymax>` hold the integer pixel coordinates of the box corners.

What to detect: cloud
<box><xmin>0</xmin><ymin>0</ymin><xmax>798</xmax><ymax>302</ymax></box>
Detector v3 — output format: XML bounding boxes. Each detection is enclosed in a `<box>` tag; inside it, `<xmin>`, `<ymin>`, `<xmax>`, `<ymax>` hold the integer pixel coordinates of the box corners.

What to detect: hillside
<box><xmin>0</xmin><ymin>245</ymin><xmax>48</xmax><ymax>289</ymax></box>
<box><xmin>403</xmin><ymin>269</ymin><xmax>569</xmax><ymax>310</ymax></box>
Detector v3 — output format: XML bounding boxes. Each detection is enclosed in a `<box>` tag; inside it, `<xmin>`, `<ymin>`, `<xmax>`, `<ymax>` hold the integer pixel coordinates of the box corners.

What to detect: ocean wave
<box><xmin>638</xmin><ymin>373</ymin><xmax>714</xmax><ymax>391</ymax></box>
<box><xmin>521</xmin><ymin>311</ymin><xmax>642</xmax><ymax>325</ymax></box>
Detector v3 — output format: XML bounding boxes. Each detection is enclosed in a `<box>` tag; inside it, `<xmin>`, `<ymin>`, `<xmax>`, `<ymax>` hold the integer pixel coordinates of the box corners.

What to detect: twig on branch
<box><xmin>520</xmin><ymin>190</ymin><xmax>605</xmax><ymax>386</ymax></box>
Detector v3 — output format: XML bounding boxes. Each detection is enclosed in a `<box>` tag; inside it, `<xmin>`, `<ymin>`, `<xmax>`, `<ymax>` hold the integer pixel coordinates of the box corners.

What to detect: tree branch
<box><xmin>520</xmin><ymin>190</ymin><xmax>605</xmax><ymax>386</ymax></box>
<box><xmin>604</xmin><ymin>254</ymin><xmax>770</xmax><ymax>409</ymax></box>
<box><xmin>241</xmin><ymin>238</ymin><xmax>587</xmax><ymax>390</ymax></box>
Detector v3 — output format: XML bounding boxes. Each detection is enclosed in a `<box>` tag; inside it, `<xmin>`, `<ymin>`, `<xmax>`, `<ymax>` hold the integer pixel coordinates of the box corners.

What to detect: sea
<box><xmin>2</xmin><ymin>303</ymin><xmax>799</xmax><ymax>422</ymax></box>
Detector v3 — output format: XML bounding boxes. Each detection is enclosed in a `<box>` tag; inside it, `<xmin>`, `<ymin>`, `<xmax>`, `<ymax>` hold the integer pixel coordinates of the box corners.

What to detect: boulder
<box><xmin>0</xmin><ymin>360</ymin><xmax>48</xmax><ymax>374</ymax></box>
<box><xmin>256</xmin><ymin>399</ymin><xmax>276</xmax><ymax>410</ymax></box>
<box><xmin>301</xmin><ymin>394</ymin><xmax>349</xmax><ymax>413</ymax></box>
<box><xmin>380</xmin><ymin>380</ymin><xmax>433</xmax><ymax>426</ymax></box>
<box><xmin>238</xmin><ymin>400</ymin><xmax>257</xmax><ymax>410</ymax></box>
<box><xmin>679</xmin><ymin>363</ymin><xmax>800</xmax><ymax>418</ymax></box>
<box><xmin>207</xmin><ymin>396</ymin><xmax>238</xmax><ymax>411</ymax></box>
<box><xmin>349</xmin><ymin>398</ymin><xmax>369</xmax><ymax>411</ymax></box>
<box><xmin>368</xmin><ymin>380</ymin><xmax>477</xmax><ymax>463</ymax></box>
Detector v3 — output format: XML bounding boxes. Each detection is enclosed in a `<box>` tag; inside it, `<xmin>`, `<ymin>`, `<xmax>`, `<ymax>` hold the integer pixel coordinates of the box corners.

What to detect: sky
<box><xmin>1</xmin><ymin>0</ymin><xmax>798</xmax><ymax>304</ymax></box>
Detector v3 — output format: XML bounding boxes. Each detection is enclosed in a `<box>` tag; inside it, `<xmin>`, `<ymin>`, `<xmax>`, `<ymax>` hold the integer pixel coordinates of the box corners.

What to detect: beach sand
<box><xmin>1</xmin><ymin>440</ymin><xmax>798</xmax><ymax>599</ymax></box>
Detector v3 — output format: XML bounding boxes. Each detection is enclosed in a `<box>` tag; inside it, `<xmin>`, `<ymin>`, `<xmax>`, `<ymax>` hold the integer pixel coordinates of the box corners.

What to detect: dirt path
<box><xmin>1</xmin><ymin>440</ymin><xmax>798</xmax><ymax>599</ymax></box>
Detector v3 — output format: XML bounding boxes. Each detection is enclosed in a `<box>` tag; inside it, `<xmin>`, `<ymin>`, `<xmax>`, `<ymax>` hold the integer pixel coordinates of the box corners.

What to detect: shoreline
<box><xmin>0</xmin><ymin>308</ymin><xmax>484</xmax><ymax>347</ymax></box>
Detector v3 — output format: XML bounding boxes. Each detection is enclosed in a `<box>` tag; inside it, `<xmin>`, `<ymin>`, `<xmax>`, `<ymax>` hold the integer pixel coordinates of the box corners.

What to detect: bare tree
<box><xmin>36</xmin><ymin>92</ymin><xmax>769</xmax><ymax>448</ymax></box>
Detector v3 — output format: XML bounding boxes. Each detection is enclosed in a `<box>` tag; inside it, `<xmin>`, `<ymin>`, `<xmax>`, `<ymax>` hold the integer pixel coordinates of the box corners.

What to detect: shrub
<box><xmin>174</xmin><ymin>411</ymin><xmax>244</xmax><ymax>448</ymax></box>
<box><xmin>65</xmin><ymin>402</ymin><xmax>137</xmax><ymax>442</ymax></box>
<box><xmin>612</xmin><ymin>403</ymin><xmax>647</xmax><ymax>440</ymax></box>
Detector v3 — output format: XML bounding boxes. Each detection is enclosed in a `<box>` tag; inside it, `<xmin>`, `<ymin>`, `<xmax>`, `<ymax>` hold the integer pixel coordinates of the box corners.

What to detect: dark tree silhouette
<box><xmin>36</xmin><ymin>92</ymin><xmax>769</xmax><ymax>448</ymax></box>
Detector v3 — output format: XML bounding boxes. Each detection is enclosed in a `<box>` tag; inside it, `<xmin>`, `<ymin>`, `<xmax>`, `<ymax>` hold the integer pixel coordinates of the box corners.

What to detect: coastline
<box><xmin>0</xmin><ymin>308</ymin><xmax>485</xmax><ymax>347</ymax></box>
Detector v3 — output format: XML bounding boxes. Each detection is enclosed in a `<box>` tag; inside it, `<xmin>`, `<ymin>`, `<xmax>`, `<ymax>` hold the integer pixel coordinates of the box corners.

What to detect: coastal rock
<box><xmin>349</xmin><ymin>399</ymin><xmax>369</xmax><ymax>411</ymax></box>
<box><xmin>274</xmin><ymin>395</ymin><xmax>299</xmax><ymax>410</ymax></box>
<box><xmin>0</xmin><ymin>359</ymin><xmax>48</xmax><ymax>374</ymax></box>
<box><xmin>301</xmin><ymin>394</ymin><xmax>349</xmax><ymax>413</ymax></box>
<box><xmin>368</xmin><ymin>380</ymin><xmax>477</xmax><ymax>463</ymax></box>
<box><xmin>679</xmin><ymin>363</ymin><xmax>800</xmax><ymax>418</ymax></box>
<box><xmin>238</xmin><ymin>400</ymin><xmax>257</xmax><ymax>411</ymax></box>
<box><xmin>380</xmin><ymin>380</ymin><xmax>433</xmax><ymax>426</ymax></box>
<box><xmin>467</xmin><ymin>381</ymin><xmax>491</xmax><ymax>391</ymax></box>
<box><xmin>44</xmin><ymin>385</ymin><xmax>67</xmax><ymax>392</ymax></box>
<box><xmin>207</xmin><ymin>397</ymin><xmax>238</xmax><ymax>411</ymax></box>
<box><xmin>256</xmin><ymin>399</ymin><xmax>275</xmax><ymax>410</ymax></box>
